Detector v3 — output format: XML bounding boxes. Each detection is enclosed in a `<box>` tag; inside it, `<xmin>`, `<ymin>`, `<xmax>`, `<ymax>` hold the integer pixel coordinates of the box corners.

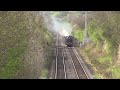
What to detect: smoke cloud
<box><xmin>42</xmin><ymin>11</ymin><xmax>73</xmax><ymax>36</ymax></box>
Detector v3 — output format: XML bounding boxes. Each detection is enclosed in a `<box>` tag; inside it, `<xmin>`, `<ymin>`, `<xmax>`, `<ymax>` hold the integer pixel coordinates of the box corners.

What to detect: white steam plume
<box><xmin>42</xmin><ymin>11</ymin><xmax>73</xmax><ymax>36</ymax></box>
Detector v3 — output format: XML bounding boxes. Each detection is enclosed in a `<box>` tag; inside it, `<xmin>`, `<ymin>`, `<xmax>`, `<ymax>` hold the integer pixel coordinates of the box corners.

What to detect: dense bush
<box><xmin>0</xmin><ymin>11</ymin><xmax>53</xmax><ymax>79</ymax></box>
<box><xmin>69</xmin><ymin>11</ymin><xmax>120</xmax><ymax>78</ymax></box>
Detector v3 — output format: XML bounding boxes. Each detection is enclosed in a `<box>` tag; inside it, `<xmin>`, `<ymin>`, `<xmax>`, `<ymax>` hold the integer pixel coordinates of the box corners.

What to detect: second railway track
<box><xmin>68</xmin><ymin>47</ymin><xmax>90</xmax><ymax>79</ymax></box>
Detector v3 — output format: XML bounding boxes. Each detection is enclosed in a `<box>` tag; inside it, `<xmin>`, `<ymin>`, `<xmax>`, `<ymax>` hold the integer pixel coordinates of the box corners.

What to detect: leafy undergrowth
<box><xmin>0</xmin><ymin>12</ymin><xmax>28</xmax><ymax>78</ymax></box>
<box><xmin>40</xmin><ymin>69</ymin><xmax>48</xmax><ymax>79</ymax></box>
<box><xmin>0</xmin><ymin>11</ymin><xmax>53</xmax><ymax>79</ymax></box>
<box><xmin>70</xmin><ymin>11</ymin><xmax>120</xmax><ymax>79</ymax></box>
<box><xmin>39</xmin><ymin>31</ymin><xmax>53</xmax><ymax>79</ymax></box>
<box><xmin>107</xmin><ymin>66</ymin><xmax>120</xmax><ymax>79</ymax></box>
<box><xmin>0</xmin><ymin>57</ymin><xmax>22</xmax><ymax>79</ymax></box>
<box><xmin>77</xmin><ymin>42</ymin><xmax>119</xmax><ymax>79</ymax></box>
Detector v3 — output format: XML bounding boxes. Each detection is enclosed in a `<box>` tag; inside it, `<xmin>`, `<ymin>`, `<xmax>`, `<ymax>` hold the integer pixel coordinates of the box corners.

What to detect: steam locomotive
<box><xmin>64</xmin><ymin>35</ymin><xmax>73</xmax><ymax>47</ymax></box>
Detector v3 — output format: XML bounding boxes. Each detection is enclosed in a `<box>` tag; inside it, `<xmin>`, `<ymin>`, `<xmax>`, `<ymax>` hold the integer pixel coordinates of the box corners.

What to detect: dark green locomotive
<box><xmin>65</xmin><ymin>35</ymin><xmax>73</xmax><ymax>47</ymax></box>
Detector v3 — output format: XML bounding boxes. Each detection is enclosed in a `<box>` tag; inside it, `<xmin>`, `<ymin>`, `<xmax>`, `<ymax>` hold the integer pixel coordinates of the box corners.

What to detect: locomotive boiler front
<box><xmin>64</xmin><ymin>35</ymin><xmax>73</xmax><ymax>47</ymax></box>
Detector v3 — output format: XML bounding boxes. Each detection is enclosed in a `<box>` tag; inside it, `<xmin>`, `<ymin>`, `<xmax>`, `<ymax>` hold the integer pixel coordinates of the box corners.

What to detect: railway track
<box><xmin>55</xmin><ymin>46</ymin><xmax>66</xmax><ymax>79</ymax></box>
<box><xmin>68</xmin><ymin>47</ymin><xmax>90</xmax><ymax>79</ymax></box>
<box><xmin>49</xmin><ymin>33</ymin><xmax>92</xmax><ymax>79</ymax></box>
<box><xmin>54</xmin><ymin>33</ymin><xmax>66</xmax><ymax>79</ymax></box>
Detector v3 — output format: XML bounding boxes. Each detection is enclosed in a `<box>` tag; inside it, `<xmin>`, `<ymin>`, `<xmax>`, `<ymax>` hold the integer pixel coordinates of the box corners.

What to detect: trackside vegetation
<box><xmin>0</xmin><ymin>11</ymin><xmax>53</xmax><ymax>79</ymax></box>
